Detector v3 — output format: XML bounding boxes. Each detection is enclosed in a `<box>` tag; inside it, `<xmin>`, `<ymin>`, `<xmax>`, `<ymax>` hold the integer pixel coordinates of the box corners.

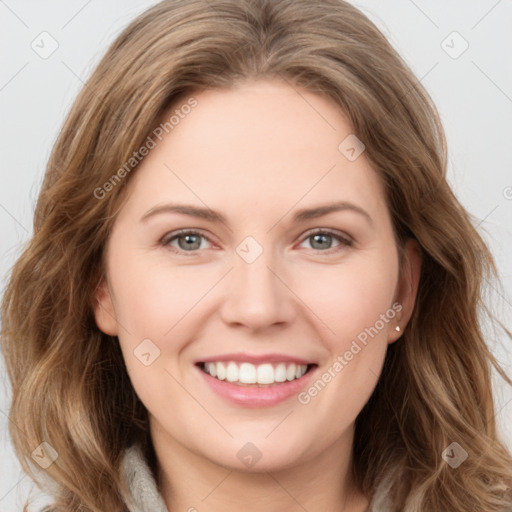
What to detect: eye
<box><xmin>299</xmin><ymin>229</ymin><xmax>353</xmax><ymax>252</ymax></box>
<box><xmin>161</xmin><ymin>228</ymin><xmax>353</xmax><ymax>255</ymax></box>
<box><xmin>162</xmin><ymin>229</ymin><xmax>213</xmax><ymax>254</ymax></box>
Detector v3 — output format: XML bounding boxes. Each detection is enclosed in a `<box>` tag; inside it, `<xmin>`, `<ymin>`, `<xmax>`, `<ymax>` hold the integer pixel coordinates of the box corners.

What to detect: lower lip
<box><xmin>196</xmin><ymin>365</ymin><xmax>317</xmax><ymax>407</ymax></box>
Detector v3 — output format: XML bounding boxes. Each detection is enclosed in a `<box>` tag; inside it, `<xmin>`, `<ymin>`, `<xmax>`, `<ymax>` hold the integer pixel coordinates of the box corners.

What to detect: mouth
<box><xmin>196</xmin><ymin>361</ymin><xmax>317</xmax><ymax>387</ymax></box>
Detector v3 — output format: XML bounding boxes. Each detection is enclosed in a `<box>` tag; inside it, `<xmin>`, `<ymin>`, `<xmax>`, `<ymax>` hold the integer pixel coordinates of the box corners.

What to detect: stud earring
<box><xmin>395</xmin><ymin>325</ymin><xmax>401</xmax><ymax>332</ymax></box>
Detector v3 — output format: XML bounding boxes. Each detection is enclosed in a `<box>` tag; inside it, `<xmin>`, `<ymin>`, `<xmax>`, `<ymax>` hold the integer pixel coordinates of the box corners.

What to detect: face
<box><xmin>94</xmin><ymin>80</ymin><xmax>420</xmax><ymax>472</ymax></box>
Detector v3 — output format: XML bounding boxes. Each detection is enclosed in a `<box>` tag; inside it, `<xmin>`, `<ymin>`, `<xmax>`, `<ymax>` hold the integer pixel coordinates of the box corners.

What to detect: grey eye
<box><xmin>309</xmin><ymin>233</ymin><xmax>335</xmax><ymax>250</ymax></box>
<box><xmin>300</xmin><ymin>230</ymin><xmax>351</xmax><ymax>251</ymax></box>
<box><xmin>176</xmin><ymin>233</ymin><xmax>203</xmax><ymax>250</ymax></box>
<box><xmin>164</xmin><ymin>230</ymin><xmax>211</xmax><ymax>253</ymax></box>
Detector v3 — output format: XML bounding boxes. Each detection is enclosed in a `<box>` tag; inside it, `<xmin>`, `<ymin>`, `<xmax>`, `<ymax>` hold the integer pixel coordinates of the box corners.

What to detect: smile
<box><xmin>199</xmin><ymin>361</ymin><xmax>311</xmax><ymax>386</ymax></box>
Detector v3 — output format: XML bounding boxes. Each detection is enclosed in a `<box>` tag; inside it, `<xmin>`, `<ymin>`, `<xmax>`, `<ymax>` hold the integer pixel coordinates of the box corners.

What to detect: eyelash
<box><xmin>161</xmin><ymin>228</ymin><xmax>353</xmax><ymax>256</ymax></box>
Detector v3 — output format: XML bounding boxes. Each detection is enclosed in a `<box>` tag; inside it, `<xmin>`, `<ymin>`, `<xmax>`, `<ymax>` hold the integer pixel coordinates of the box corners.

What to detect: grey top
<box><xmin>120</xmin><ymin>444</ymin><xmax>393</xmax><ymax>511</ymax></box>
<box><xmin>120</xmin><ymin>445</ymin><xmax>168</xmax><ymax>512</ymax></box>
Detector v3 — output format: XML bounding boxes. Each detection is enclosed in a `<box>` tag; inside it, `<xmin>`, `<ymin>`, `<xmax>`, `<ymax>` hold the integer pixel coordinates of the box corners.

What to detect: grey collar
<box><xmin>120</xmin><ymin>444</ymin><xmax>168</xmax><ymax>512</ymax></box>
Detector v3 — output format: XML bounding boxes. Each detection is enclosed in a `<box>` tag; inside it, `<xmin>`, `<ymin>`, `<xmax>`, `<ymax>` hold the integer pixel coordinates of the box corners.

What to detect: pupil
<box><xmin>180</xmin><ymin>234</ymin><xmax>200</xmax><ymax>250</ymax></box>
<box><xmin>311</xmin><ymin>234</ymin><xmax>331</xmax><ymax>250</ymax></box>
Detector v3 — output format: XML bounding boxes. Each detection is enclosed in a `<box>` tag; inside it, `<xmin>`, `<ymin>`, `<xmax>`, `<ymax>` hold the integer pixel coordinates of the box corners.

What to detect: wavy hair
<box><xmin>2</xmin><ymin>0</ymin><xmax>511</xmax><ymax>510</ymax></box>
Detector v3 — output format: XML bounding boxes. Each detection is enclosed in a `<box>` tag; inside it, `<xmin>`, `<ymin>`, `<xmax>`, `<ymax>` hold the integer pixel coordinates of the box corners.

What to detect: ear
<box><xmin>93</xmin><ymin>277</ymin><xmax>119</xmax><ymax>336</ymax></box>
<box><xmin>388</xmin><ymin>238</ymin><xmax>422</xmax><ymax>344</ymax></box>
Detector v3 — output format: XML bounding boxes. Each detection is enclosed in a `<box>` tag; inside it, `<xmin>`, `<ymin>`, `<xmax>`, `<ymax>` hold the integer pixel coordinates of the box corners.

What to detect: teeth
<box><xmin>202</xmin><ymin>361</ymin><xmax>309</xmax><ymax>385</ymax></box>
<box><xmin>239</xmin><ymin>362</ymin><xmax>256</xmax><ymax>384</ymax></box>
<box><xmin>274</xmin><ymin>363</ymin><xmax>287</xmax><ymax>383</ymax></box>
<box><xmin>216</xmin><ymin>362</ymin><xmax>226</xmax><ymax>380</ymax></box>
<box><xmin>256</xmin><ymin>363</ymin><xmax>274</xmax><ymax>384</ymax></box>
<box><xmin>226</xmin><ymin>362</ymin><xmax>238</xmax><ymax>382</ymax></box>
<box><xmin>206</xmin><ymin>362</ymin><xmax>217</xmax><ymax>378</ymax></box>
<box><xmin>286</xmin><ymin>364</ymin><xmax>296</xmax><ymax>381</ymax></box>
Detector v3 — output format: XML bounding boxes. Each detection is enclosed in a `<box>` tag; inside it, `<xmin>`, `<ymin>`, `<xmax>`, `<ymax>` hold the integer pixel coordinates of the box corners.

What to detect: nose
<box><xmin>219</xmin><ymin>243</ymin><xmax>296</xmax><ymax>332</ymax></box>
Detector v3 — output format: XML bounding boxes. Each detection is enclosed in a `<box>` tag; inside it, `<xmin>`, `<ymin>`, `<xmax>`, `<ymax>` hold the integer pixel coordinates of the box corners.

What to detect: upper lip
<box><xmin>197</xmin><ymin>353</ymin><xmax>314</xmax><ymax>365</ymax></box>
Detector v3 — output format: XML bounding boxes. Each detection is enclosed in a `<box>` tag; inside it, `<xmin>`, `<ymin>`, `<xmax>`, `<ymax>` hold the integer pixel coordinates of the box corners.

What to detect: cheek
<box><xmin>296</xmin><ymin>254</ymin><xmax>399</xmax><ymax>350</ymax></box>
<box><xmin>108</xmin><ymin>251</ymin><xmax>211</xmax><ymax>339</ymax></box>
<box><xmin>107</xmin><ymin>255</ymin><xmax>201</xmax><ymax>416</ymax></box>
<box><xmin>106</xmin><ymin>251</ymin><xmax>227</xmax><ymax>403</ymax></box>
<box><xmin>290</xmin><ymin>252</ymin><xmax>398</xmax><ymax>428</ymax></box>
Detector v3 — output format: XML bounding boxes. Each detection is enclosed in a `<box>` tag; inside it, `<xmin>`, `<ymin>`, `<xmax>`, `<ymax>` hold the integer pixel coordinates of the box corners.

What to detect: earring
<box><xmin>395</xmin><ymin>325</ymin><xmax>401</xmax><ymax>332</ymax></box>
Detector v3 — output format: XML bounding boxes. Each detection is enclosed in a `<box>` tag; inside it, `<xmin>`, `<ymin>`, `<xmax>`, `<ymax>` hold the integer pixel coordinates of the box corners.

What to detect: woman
<box><xmin>2</xmin><ymin>0</ymin><xmax>511</xmax><ymax>511</ymax></box>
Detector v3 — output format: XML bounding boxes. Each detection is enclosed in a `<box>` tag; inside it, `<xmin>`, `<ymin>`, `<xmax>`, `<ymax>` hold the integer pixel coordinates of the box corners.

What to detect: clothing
<box><xmin>121</xmin><ymin>445</ymin><xmax>168</xmax><ymax>512</ymax></box>
<box><xmin>120</xmin><ymin>444</ymin><xmax>393</xmax><ymax>511</ymax></box>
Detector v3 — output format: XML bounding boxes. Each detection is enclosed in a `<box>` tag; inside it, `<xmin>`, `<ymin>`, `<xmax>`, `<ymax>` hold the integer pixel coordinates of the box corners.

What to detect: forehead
<box><xmin>120</xmin><ymin>80</ymin><xmax>388</xmax><ymax>225</ymax></box>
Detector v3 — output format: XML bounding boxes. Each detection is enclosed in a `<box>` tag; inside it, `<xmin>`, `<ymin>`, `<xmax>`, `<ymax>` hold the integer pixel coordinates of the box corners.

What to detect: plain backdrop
<box><xmin>1</xmin><ymin>1</ymin><xmax>511</xmax><ymax>510</ymax></box>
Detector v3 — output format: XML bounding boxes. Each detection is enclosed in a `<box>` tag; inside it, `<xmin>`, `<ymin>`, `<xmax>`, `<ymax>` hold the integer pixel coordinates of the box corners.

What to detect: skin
<box><xmin>94</xmin><ymin>79</ymin><xmax>421</xmax><ymax>512</ymax></box>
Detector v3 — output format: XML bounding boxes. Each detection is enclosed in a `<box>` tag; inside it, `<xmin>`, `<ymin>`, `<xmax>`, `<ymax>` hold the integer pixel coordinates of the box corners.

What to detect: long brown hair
<box><xmin>2</xmin><ymin>0</ymin><xmax>511</xmax><ymax>510</ymax></box>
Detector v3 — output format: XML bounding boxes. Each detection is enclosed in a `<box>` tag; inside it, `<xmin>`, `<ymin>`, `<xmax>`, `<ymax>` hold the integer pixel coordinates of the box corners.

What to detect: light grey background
<box><xmin>1</xmin><ymin>1</ymin><xmax>511</xmax><ymax>510</ymax></box>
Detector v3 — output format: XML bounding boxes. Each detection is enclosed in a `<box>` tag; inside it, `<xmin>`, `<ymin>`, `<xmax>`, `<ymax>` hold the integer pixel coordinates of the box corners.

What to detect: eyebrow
<box><xmin>140</xmin><ymin>200</ymin><xmax>373</xmax><ymax>226</ymax></box>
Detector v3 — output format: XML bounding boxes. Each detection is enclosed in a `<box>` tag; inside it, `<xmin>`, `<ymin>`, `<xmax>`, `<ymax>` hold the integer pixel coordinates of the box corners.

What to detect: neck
<box><xmin>150</xmin><ymin>419</ymin><xmax>369</xmax><ymax>512</ymax></box>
